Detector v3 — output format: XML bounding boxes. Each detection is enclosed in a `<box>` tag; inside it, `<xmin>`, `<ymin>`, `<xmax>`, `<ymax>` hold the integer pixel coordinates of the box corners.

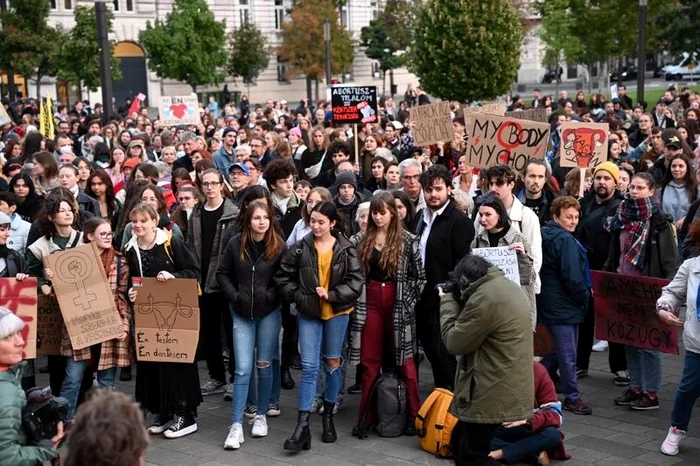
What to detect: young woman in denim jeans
<box><xmin>276</xmin><ymin>202</ymin><xmax>363</xmax><ymax>450</ymax></box>
<box><xmin>217</xmin><ymin>200</ymin><xmax>286</xmax><ymax>450</ymax></box>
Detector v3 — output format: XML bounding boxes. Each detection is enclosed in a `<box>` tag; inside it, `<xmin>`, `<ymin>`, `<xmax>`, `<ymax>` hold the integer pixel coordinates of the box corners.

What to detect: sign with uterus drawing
<box><xmin>560</xmin><ymin>122</ymin><xmax>609</xmax><ymax>168</ymax></box>
<box><xmin>134</xmin><ymin>278</ymin><xmax>200</xmax><ymax>363</ymax></box>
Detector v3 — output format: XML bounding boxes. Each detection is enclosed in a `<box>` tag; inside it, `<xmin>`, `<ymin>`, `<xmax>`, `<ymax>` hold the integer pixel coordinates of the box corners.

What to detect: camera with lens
<box><xmin>435</xmin><ymin>280</ymin><xmax>457</xmax><ymax>295</ymax></box>
<box><xmin>22</xmin><ymin>386</ymin><xmax>69</xmax><ymax>444</ymax></box>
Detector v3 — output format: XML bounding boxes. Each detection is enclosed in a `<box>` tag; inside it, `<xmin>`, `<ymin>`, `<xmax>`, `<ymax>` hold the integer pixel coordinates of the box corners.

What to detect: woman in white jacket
<box><xmin>656</xmin><ymin>220</ymin><xmax>700</xmax><ymax>456</ymax></box>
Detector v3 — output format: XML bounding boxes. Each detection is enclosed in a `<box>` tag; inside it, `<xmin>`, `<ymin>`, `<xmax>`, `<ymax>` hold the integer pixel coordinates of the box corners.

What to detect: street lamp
<box><xmin>324</xmin><ymin>19</ymin><xmax>332</xmax><ymax>92</ymax></box>
<box><xmin>636</xmin><ymin>0</ymin><xmax>647</xmax><ymax>106</ymax></box>
<box><xmin>94</xmin><ymin>0</ymin><xmax>113</xmax><ymax>120</ymax></box>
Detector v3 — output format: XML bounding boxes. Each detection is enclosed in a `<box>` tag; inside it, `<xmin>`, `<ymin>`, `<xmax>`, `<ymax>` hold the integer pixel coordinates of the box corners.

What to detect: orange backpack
<box><xmin>415</xmin><ymin>388</ymin><xmax>458</xmax><ymax>458</ymax></box>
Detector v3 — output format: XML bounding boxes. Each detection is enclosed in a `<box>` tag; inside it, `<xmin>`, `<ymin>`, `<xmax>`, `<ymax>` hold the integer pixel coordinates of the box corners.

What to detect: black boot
<box><xmin>281</xmin><ymin>367</ymin><xmax>295</xmax><ymax>390</ymax></box>
<box><xmin>321</xmin><ymin>401</ymin><xmax>337</xmax><ymax>443</ymax></box>
<box><xmin>284</xmin><ymin>411</ymin><xmax>311</xmax><ymax>451</ymax></box>
<box><xmin>119</xmin><ymin>365</ymin><xmax>132</xmax><ymax>381</ymax></box>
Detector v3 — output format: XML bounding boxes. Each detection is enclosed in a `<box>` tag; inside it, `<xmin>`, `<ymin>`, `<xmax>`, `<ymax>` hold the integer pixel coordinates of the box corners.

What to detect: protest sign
<box><xmin>591</xmin><ymin>271</ymin><xmax>678</xmax><ymax>354</ymax></box>
<box><xmin>464</xmin><ymin>113</ymin><xmax>550</xmax><ymax>170</ymax></box>
<box><xmin>409</xmin><ymin>101</ymin><xmax>454</xmax><ymax>146</ymax></box>
<box><xmin>504</xmin><ymin>108</ymin><xmax>548</xmax><ymax>123</ymax></box>
<box><xmin>331</xmin><ymin>86</ymin><xmax>378</xmax><ymax>124</ymax></box>
<box><xmin>134</xmin><ymin>278</ymin><xmax>200</xmax><ymax>363</ymax></box>
<box><xmin>0</xmin><ymin>278</ymin><xmax>38</xmax><ymax>359</ymax></box>
<box><xmin>559</xmin><ymin>122</ymin><xmax>608</xmax><ymax>168</ymax></box>
<box><xmin>470</xmin><ymin>103</ymin><xmax>506</xmax><ymax>116</ymax></box>
<box><xmin>36</xmin><ymin>295</ymin><xmax>63</xmax><ymax>356</ymax></box>
<box><xmin>159</xmin><ymin>95</ymin><xmax>201</xmax><ymax>127</ymax></box>
<box><xmin>44</xmin><ymin>243</ymin><xmax>124</xmax><ymax>350</ymax></box>
<box><xmin>0</xmin><ymin>104</ymin><xmax>11</xmax><ymax>126</ymax></box>
<box><xmin>471</xmin><ymin>247</ymin><xmax>520</xmax><ymax>284</ymax></box>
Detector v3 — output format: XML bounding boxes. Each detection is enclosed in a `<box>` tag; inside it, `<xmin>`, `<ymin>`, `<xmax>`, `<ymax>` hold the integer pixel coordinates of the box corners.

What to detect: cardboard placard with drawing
<box><xmin>0</xmin><ymin>278</ymin><xmax>38</xmax><ymax>359</ymax></box>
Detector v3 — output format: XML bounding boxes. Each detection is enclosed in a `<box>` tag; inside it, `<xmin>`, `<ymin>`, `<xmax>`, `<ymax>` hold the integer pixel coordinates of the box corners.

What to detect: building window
<box><xmin>64</xmin><ymin>0</ymin><xmax>72</xmax><ymax>9</ymax></box>
<box><xmin>239</xmin><ymin>0</ymin><xmax>250</xmax><ymax>24</ymax></box>
<box><xmin>277</xmin><ymin>55</ymin><xmax>290</xmax><ymax>83</ymax></box>
<box><xmin>370</xmin><ymin>0</ymin><xmax>378</xmax><ymax>20</ymax></box>
<box><xmin>340</xmin><ymin>5</ymin><xmax>348</xmax><ymax>29</ymax></box>
<box><xmin>113</xmin><ymin>0</ymin><xmax>134</xmax><ymax>11</ymax></box>
<box><xmin>274</xmin><ymin>0</ymin><xmax>284</xmax><ymax>30</ymax></box>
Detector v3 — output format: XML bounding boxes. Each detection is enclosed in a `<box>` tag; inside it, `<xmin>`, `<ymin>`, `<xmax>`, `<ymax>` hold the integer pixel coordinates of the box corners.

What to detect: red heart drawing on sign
<box><xmin>170</xmin><ymin>104</ymin><xmax>188</xmax><ymax>119</ymax></box>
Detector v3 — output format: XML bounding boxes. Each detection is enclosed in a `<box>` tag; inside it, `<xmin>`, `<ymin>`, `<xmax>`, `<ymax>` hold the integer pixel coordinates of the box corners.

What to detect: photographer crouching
<box><xmin>439</xmin><ymin>255</ymin><xmax>534</xmax><ymax>466</ymax></box>
<box><xmin>0</xmin><ymin>306</ymin><xmax>64</xmax><ymax>465</ymax></box>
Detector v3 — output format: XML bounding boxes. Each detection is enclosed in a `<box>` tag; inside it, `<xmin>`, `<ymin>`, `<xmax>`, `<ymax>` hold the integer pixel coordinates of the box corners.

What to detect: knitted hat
<box><xmin>0</xmin><ymin>307</ymin><xmax>25</xmax><ymax>341</ymax></box>
<box><xmin>594</xmin><ymin>161</ymin><xmax>620</xmax><ymax>184</ymax></box>
<box><xmin>0</xmin><ymin>212</ymin><xmax>10</xmax><ymax>225</ymax></box>
<box><xmin>222</xmin><ymin>127</ymin><xmax>237</xmax><ymax>138</ymax></box>
<box><xmin>335</xmin><ymin>171</ymin><xmax>358</xmax><ymax>191</ymax></box>
<box><xmin>289</xmin><ymin>127</ymin><xmax>302</xmax><ymax>139</ymax></box>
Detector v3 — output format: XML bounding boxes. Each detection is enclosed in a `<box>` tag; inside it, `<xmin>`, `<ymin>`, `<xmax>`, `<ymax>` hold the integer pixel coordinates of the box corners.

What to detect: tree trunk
<box><xmin>390</xmin><ymin>69</ymin><xmax>395</xmax><ymax>97</ymax></box>
<box><xmin>382</xmin><ymin>70</ymin><xmax>386</xmax><ymax>96</ymax></box>
<box><xmin>35</xmin><ymin>75</ymin><xmax>43</xmax><ymax>100</ymax></box>
<box><xmin>306</xmin><ymin>77</ymin><xmax>313</xmax><ymax>103</ymax></box>
<box><xmin>314</xmin><ymin>78</ymin><xmax>319</xmax><ymax>103</ymax></box>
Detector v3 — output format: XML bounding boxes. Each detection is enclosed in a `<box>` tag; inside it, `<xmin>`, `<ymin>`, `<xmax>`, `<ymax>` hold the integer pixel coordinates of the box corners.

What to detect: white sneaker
<box><xmin>224</xmin><ymin>423</ymin><xmax>244</xmax><ymax>450</ymax></box>
<box><xmin>592</xmin><ymin>340</ymin><xmax>609</xmax><ymax>352</ymax></box>
<box><xmin>661</xmin><ymin>426</ymin><xmax>686</xmax><ymax>456</ymax></box>
<box><xmin>250</xmin><ymin>415</ymin><xmax>268</xmax><ymax>438</ymax></box>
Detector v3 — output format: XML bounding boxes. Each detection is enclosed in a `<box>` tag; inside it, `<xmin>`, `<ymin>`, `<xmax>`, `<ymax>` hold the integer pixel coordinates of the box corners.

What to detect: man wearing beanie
<box><xmin>214</xmin><ymin>127</ymin><xmax>238</xmax><ymax>177</ymax></box>
<box><xmin>576</xmin><ymin>160</ymin><xmax>628</xmax><ymax>385</ymax></box>
<box><xmin>333</xmin><ymin>172</ymin><xmax>367</xmax><ymax>237</ymax></box>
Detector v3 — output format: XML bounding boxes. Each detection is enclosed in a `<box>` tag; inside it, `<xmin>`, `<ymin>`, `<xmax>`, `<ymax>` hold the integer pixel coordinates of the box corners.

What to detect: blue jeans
<box><xmin>245</xmin><ymin>343</ymin><xmax>281</xmax><ymax>408</ymax></box>
<box><xmin>61</xmin><ymin>358</ymin><xmax>116</xmax><ymax>419</ymax></box>
<box><xmin>314</xmin><ymin>325</ymin><xmax>350</xmax><ymax>406</ymax></box>
<box><xmin>231</xmin><ymin>310</ymin><xmax>281</xmax><ymax>423</ymax></box>
<box><xmin>625</xmin><ymin>346</ymin><xmax>661</xmax><ymax>392</ymax></box>
<box><xmin>541</xmin><ymin>324</ymin><xmax>579</xmax><ymax>402</ymax></box>
<box><xmin>672</xmin><ymin>350</ymin><xmax>700</xmax><ymax>431</ymax></box>
<box><xmin>491</xmin><ymin>425</ymin><xmax>561</xmax><ymax>464</ymax></box>
<box><xmin>298</xmin><ymin>313</ymin><xmax>349</xmax><ymax>411</ymax></box>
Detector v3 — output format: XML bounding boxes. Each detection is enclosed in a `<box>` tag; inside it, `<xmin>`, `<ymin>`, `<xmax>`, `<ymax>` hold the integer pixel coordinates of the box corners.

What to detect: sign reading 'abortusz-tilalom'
<box><xmin>331</xmin><ymin>86</ymin><xmax>378</xmax><ymax>124</ymax></box>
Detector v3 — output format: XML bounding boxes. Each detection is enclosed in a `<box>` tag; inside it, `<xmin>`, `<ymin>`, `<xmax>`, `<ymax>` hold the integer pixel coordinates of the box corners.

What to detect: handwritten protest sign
<box><xmin>0</xmin><ymin>104</ymin><xmax>12</xmax><ymax>126</ymax></box>
<box><xmin>560</xmin><ymin>122</ymin><xmax>608</xmax><ymax>168</ymax></box>
<box><xmin>331</xmin><ymin>86</ymin><xmax>378</xmax><ymax>124</ymax></box>
<box><xmin>159</xmin><ymin>95</ymin><xmax>201</xmax><ymax>127</ymax></box>
<box><xmin>0</xmin><ymin>278</ymin><xmax>38</xmax><ymax>359</ymax></box>
<box><xmin>472</xmin><ymin>247</ymin><xmax>520</xmax><ymax>284</ymax></box>
<box><xmin>465</xmin><ymin>113</ymin><xmax>550</xmax><ymax>170</ymax></box>
<box><xmin>505</xmin><ymin>108</ymin><xmax>548</xmax><ymax>123</ymax></box>
<box><xmin>134</xmin><ymin>278</ymin><xmax>200</xmax><ymax>363</ymax></box>
<box><xmin>591</xmin><ymin>271</ymin><xmax>678</xmax><ymax>354</ymax></box>
<box><xmin>44</xmin><ymin>243</ymin><xmax>123</xmax><ymax>350</ymax></box>
<box><xmin>37</xmin><ymin>295</ymin><xmax>63</xmax><ymax>356</ymax></box>
<box><xmin>470</xmin><ymin>103</ymin><xmax>506</xmax><ymax>116</ymax></box>
<box><xmin>409</xmin><ymin>101</ymin><xmax>454</xmax><ymax>146</ymax></box>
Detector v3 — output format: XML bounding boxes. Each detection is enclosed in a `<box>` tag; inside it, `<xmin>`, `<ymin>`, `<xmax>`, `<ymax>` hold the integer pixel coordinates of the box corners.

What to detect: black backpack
<box><xmin>362</xmin><ymin>370</ymin><xmax>407</xmax><ymax>438</ymax></box>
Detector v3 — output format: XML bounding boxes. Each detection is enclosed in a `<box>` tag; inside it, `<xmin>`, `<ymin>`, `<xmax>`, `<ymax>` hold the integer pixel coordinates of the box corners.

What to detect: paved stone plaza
<box><xmin>39</xmin><ymin>347</ymin><xmax>700</xmax><ymax>465</ymax></box>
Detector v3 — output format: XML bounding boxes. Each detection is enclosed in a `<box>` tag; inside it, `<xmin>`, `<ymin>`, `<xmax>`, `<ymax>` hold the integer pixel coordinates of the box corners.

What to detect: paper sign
<box><xmin>465</xmin><ymin>113</ymin><xmax>550</xmax><ymax>170</ymax></box>
<box><xmin>134</xmin><ymin>278</ymin><xmax>200</xmax><ymax>363</ymax></box>
<box><xmin>472</xmin><ymin>247</ymin><xmax>520</xmax><ymax>284</ymax></box>
<box><xmin>159</xmin><ymin>95</ymin><xmax>202</xmax><ymax>127</ymax></box>
<box><xmin>505</xmin><ymin>108</ymin><xmax>549</xmax><ymax>123</ymax></box>
<box><xmin>591</xmin><ymin>271</ymin><xmax>678</xmax><ymax>354</ymax></box>
<box><xmin>0</xmin><ymin>278</ymin><xmax>38</xmax><ymax>359</ymax></box>
<box><xmin>409</xmin><ymin>101</ymin><xmax>454</xmax><ymax>146</ymax></box>
<box><xmin>610</xmin><ymin>84</ymin><xmax>619</xmax><ymax>100</ymax></box>
<box><xmin>331</xmin><ymin>86</ymin><xmax>378</xmax><ymax>124</ymax></box>
<box><xmin>37</xmin><ymin>295</ymin><xmax>63</xmax><ymax>356</ymax></box>
<box><xmin>44</xmin><ymin>243</ymin><xmax>124</xmax><ymax>350</ymax></box>
<box><xmin>560</xmin><ymin>122</ymin><xmax>608</xmax><ymax>168</ymax></box>
<box><xmin>470</xmin><ymin>103</ymin><xmax>506</xmax><ymax>116</ymax></box>
<box><xmin>0</xmin><ymin>105</ymin><xmax>11</xmax><ymax>126</ymax></box>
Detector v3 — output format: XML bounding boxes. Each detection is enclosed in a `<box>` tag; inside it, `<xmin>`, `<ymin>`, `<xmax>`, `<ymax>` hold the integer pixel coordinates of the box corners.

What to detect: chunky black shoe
<box><xmin>347</xmin><ymin>383</ymin><xmax>363</xmax><ymax>394</ymax></box>
<box><xmin>119</xmin><ymin>365</ymin><xmax>132</xmax><ymax>382</ymax></box>
<box><xmin>352</xmin><ymin>423</ymin><xmax>369</xmax><ymax>439</ymax></box>
<box><xmin>321</xmin><ymin>401</ymin><xmax>337</xmax><ymax>443</ymax></box>
<box><xmin>163</xmin><ymin>413</ymin><xmax>198</xmax><ymax>438</ymax></box>
<box><xmin>281</xmin><ymin>368</ymin><xmax>296</xmax><ymax>390</ymax></box>
<box><xmin>284</xmin><ymin>411</ymin><xmax>311</xmax><ymax>451</ymax></box>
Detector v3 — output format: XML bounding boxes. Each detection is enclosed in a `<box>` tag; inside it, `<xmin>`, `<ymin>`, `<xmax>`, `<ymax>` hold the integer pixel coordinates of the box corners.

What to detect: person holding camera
<box><xmin>439</xmin><ymin>255</ymin><xmax>534</xmax><ymax>465</ymax></box>
<box><xmin>0</xmin><ymin>307</ymin><xmax>64</xmax><ymax>465</ymax></box>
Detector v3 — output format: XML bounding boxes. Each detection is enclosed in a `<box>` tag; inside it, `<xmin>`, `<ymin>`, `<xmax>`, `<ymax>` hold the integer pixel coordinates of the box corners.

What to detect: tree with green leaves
<box><xmin>139</xmin><ymin>0</ymin><xmax>227</xmax><ymax>92</ymax></box>
<box><xmin>360</xmin><ymin>0</ymin><xmax>413</xmax><ymax>95</ymax></box>
<box><xmin>55</xmin><ymin>5</ymin><xmax>121</xmax><ymax>94</ymax></box>
<box><xmin>409</xmin><ymin>0</ymin><xmax>522</xmax><ymax>102</ymax></box>
<box><xmin>0</xmin><ymin>0</ymin><xmax>66</xmax><ymax>98</ymax></box>
<box><xmin>227</xmin><ymin>21</ymin><xmax>270</xmax><ymax>97</ymax></box>
<box><xmin>279</xmin><ymin>0</ymin><xmax>353</xmax><ymax>94</ymax></box>
<box><xmin>658</xmin><ymin>0</ymin><xmax>700</xmax><ymax>57</ymax></box>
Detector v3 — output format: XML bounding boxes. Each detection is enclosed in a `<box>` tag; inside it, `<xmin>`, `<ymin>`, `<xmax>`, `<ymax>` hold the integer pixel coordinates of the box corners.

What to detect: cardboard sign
<box><xmin>0</xmin><ymin>104</ymin><xmax>11</xmax><ymax>126</ymax></box>
<box><xmin>465</xmin><ymin>113</ymin><xmax>550</xmax><ymax>170</ymax></box>
<box><xmin>560</xmin><ymin>122</ymin><xmax>608</xmax><ymax>168</ymax></box>
<box><xmin>134</xmin><ymin>278</ymin><xmax>200</xmax><ymax>363</ymax></box>
<box><xmin>470</xmin><ymin>103</ymin><xmax>506</xmax><ymax>116</ymax></box>
<box><xmin>472</xmin><ymin>247</ymin><xmax>520</xmax><ymax>284</ymax></box>
<box><xmin>591</xmin><ymin>271</ymin><xmax>678</xmax><ymax>354</ymax></box>
<box><xmin>159</xmin><ymin>95</ymin><xmax>201</xmax><ymax>127</ymax></box>
<box><xmin>0</xmin><ymin>278</ymin><xmax>38</xmax><ymax>359</ymax></box>
<box><xmin>409</xmin><ymin>101</ymin><xmax>454</xmax><ymax>146</ymax></box>
<box><xmin>505</xmin><ymin>108</ymin><xmax>549</xmax><ymax>123</ymax></box>
<box><xmin>37</xmin><ymin>295</ymin><xmax>63</xmax><ymax>356</ymax></box>
<box><xmin>44</xmin><ymin>243</ymin><xmax>124</xmax><ymax>350</ymax></box>
<box><xmin>331</xmin><ymin>86</ymin><xmax>378</xmax><ymax>124</ymax></box>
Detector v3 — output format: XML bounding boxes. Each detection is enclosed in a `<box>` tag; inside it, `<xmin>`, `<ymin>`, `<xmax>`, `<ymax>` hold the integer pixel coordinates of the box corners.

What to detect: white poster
<box><xmin>159</xmin><ymin>95</ymin><xmax>201</xmax><ymax>127</ymax></box>
<box><xmin>472</xmin><ymin>247</ymin><xmax>520</xmax><ymax>284</ymax></box>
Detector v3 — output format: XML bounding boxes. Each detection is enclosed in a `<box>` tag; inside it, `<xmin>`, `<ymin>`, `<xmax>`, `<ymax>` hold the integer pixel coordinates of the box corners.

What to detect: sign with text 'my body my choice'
<box><xmin>465</xmin><ymin>113</ymin><xmax>550</xmax><ymax>170</ymax></box>
<box><xmin>591</xmin><ymin>271</ymin><xmax>678</xmax><ymax>354</ymax></box>
<box><xmin>409</xmin><ymin>101</ymin><xmax>454</xmax><ymax>146</ymax></box>
<box><xmin>134</xmin><ymin>278</ymin><xmax>199</xmax><ymax>363</ymax></box>
<box><xmin>471</xmin><ymin>247</ymin><xmax>520</xmax><ymax>284</ymax></box>
<box><xmin>331</xmin><ymin>86</ymin><xmax>378</xmax><ymax>124</ymax></box>
<box><xmin>0</xmin><ymin>278</ymin><xmax>38</xmax><ymax>359</ymax></box>
<box><xmin>44</xmin><ymin>243</ymin><xmax>124</xmax><ymax>350</ymax></box>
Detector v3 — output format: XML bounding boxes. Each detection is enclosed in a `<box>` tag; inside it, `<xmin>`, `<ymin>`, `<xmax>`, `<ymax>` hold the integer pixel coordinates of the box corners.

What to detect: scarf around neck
<box><xmin>605</xmin><ymin>195</ymin><xmax>659</xmax><ymax>269</ymax></box>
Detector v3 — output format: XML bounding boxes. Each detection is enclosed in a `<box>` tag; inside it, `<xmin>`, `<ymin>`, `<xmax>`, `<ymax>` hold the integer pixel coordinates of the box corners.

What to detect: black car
<box><xmin>610</xmin><ymin>66</ymin><xmax>638</xmax><ymax>82</ymax></box>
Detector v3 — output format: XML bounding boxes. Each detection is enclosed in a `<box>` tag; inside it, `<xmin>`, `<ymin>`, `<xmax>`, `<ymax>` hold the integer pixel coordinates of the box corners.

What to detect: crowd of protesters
<box><xmin>1</xmin><ymin>82</ymin><xmax>700</xmax><ymax>465</ymax></box>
